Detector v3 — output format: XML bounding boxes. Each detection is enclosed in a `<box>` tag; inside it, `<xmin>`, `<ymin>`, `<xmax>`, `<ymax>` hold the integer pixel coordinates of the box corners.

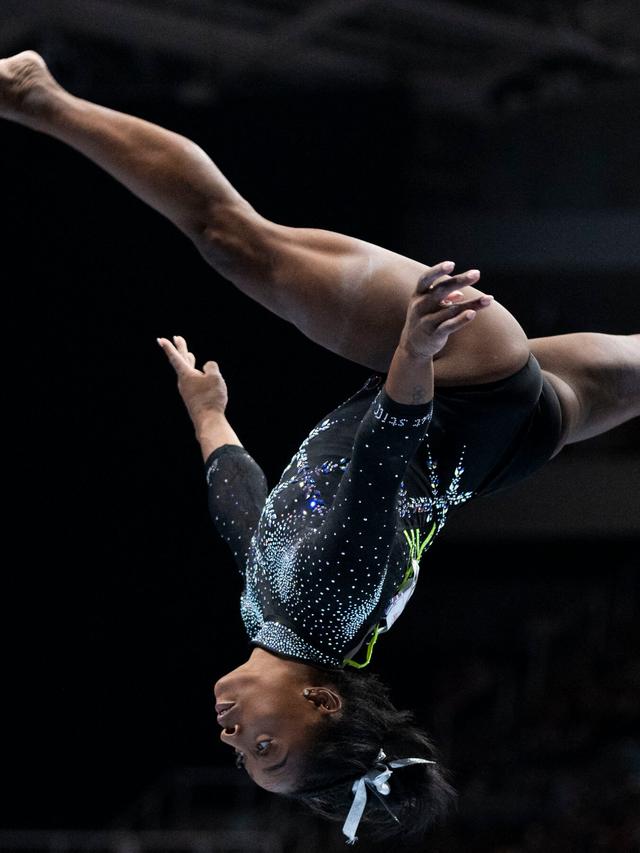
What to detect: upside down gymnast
<box><xmin>3</xmin><ymin>51</ymin><xmax>638</xmax><ymax>845</ymax></box>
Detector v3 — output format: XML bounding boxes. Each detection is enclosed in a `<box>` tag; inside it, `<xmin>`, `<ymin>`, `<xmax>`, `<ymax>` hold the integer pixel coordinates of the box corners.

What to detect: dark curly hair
<box><xmin>284</xmin><ymin>667</ymin><xmax>457</xmax><ymax>843</ymax></box>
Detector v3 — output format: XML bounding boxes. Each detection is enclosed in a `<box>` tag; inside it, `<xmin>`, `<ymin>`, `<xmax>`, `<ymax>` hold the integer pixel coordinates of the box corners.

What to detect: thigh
<box><xmin>231</xmin><ymin>217</ymin><xmax>530</xmax><ymax>384</ymax></box>
<box><xmin>529</xmin><ymin>333</ymin><xmax>640</xmax><ymax>448</ymax></box>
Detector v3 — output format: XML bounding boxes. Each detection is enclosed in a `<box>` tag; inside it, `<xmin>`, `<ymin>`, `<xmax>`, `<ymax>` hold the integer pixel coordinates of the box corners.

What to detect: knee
<box><xmin>494</xmin><ymin>330</ymin><xmax>532</xmax><ymax>378</ymax></box>
<box><xmin>471</xmin><ymin>296</ymin><xmax>530</xmax><ymax>374</ymax></box>
<box><xmin>451</xmin><ymin>298</ymin><xmax>531</xmax><ymax>383</ymax></box>
<box><xmin>195</xmin><ymin>203</ymin><xmax>274</xmax><ymax>281</ymax></box>
<box><xmin>433</xmin><ymin>302</ymin><xmax>530</xmax><ymax>385</ymax></box>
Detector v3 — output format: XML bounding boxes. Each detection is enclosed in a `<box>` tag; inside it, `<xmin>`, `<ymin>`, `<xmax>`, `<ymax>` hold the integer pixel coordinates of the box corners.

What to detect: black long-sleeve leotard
<box><xmin>204</xmin><ymin>356</ymin><xmax>562</xmax><ymax>670</ymax></box>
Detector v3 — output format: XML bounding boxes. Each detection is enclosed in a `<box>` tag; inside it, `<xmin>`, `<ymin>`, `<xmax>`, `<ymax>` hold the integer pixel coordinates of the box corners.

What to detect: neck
<box><xmin>247</xmin><ymin>646</ymin><xmax>324</xmax><ymax>682</ymax></box>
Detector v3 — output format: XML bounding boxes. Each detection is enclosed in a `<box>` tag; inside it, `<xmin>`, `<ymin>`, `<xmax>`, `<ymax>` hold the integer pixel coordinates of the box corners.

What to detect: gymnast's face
<box><xmin>213</xmin><ymin>648</ymin><xmax>342</xmax><ymax>792</ymax></box>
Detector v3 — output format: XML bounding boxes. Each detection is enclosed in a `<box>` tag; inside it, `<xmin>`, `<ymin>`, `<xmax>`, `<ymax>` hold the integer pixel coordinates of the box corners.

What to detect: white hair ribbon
<box><xmin>342</xmin><ymin>749</ymin><xmax>436</xmax><ymax>845</ymax></box>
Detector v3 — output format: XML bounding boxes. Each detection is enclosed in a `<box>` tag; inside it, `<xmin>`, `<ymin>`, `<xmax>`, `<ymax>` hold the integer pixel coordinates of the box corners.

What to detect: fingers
<box><xmin>173</xmin><ymin>334</ymin><xmax>196</xmax><ymax>368</ymax></box>
<box><xmin>173</xmin><ymin>334</ymin><xmax>189</xmax><ymax>358</ymax></box>
<box><xmin>157</xmin><ymin>336</ymin><xmax>195</xmax><ymax>377</ymax></box>
<box><xmin>429</xmin><ymin>294</ymin><xmax>493</xmax><ymax>324</ymax></box>
<box><xmin>416</xmin><ymin>261</ymin><xmax>455</xmax><ymax>292</ymax></box>
<box><xmin>440</xmin><ymin>289</ymin><xmax>465</xmax><ymax>304</ymax></box>
<box><xmin>414</xmin><ymin>291</ymin><xmax>492</xmax><ymax>323</ymax></box>
<box><xmin>437</xmin><ymin>310</ymin><xmax>478</xmax><ymax>337</ymax></box>
<box><xmin>432</xmin><ymin>269</ymin><xmax>481</xmax><ymax>298</ymax></box>
<box><xmin>416</xmin><ymin>262</ymin><xmax>481</xmax><ymax>296</ymax></box>
<box><xmin>157</xmin><ymin>337</ymin><xmax>220</xmax><ymax>380</ymax></box>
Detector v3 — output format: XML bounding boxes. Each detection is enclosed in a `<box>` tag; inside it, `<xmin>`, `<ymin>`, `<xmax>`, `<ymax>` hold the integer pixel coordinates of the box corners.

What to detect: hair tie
<box><xmin>342</xmin><ymin>749</ymin><xmax>436</xmax><ymax>844</ymax></box>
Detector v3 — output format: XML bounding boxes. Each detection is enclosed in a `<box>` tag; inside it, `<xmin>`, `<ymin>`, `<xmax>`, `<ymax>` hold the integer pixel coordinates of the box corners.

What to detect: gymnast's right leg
<box><xmin>0</xmin><ymin>51</ymin><xmax>528</xmax><ymax>384</ymax></box>
<box><xmin>530</xmin><ymin>333</ymin><xmax>640</xmax><ymax>454</ymax></box>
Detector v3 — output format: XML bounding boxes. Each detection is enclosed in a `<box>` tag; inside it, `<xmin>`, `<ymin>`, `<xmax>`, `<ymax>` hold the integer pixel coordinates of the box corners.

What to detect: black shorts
<box><xmin>308</xmin><ymin>354</ymin><xmax>564</xmax><ymax>502</ymax></box>
<box><xmin>405</xmin><ymin>353</ymin><xmax>564</xmax><ymax>498</ymax></box>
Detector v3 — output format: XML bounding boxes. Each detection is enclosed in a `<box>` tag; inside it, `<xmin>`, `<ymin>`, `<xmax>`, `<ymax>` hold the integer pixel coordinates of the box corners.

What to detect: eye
<box><xmin>256</xmin><ymin>739</ymin><xmax>272</xmax><ymax>755</ymax></box>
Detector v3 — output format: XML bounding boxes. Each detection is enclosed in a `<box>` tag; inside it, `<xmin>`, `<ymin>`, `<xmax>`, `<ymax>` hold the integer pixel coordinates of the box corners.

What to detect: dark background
<box><xmin>2</xmin><ymin>2</ymin><xmax>639</xmax><ymax>851</ymax></box>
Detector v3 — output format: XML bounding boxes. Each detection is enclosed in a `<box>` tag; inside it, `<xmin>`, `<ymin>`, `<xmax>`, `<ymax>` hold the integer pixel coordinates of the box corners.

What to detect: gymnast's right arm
<box><xmin>158</xmin><ymin>335</ymin><xmax>268</xmax><ymax>573</ymax></box>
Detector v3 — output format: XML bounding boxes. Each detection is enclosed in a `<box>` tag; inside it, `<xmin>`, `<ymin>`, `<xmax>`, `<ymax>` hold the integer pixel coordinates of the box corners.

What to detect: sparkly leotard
<box><xmin>205</xmin><ymin>355</ymin><xmax>562</xmax><ymax>670</ymax></box>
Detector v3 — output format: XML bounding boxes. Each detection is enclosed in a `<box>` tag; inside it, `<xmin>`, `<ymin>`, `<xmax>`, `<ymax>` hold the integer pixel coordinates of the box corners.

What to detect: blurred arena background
<box><xmin>1</xmin><ymin>1</ymin><xmax>638</xmax><ymax>851</ymax></box>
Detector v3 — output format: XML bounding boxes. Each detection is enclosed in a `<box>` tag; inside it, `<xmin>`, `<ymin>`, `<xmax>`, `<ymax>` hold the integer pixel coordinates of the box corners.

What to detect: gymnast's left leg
<box><xmin>0</xmin><ymin>50</ymin><xmax>528</xmax><ymax>386</ymax></box>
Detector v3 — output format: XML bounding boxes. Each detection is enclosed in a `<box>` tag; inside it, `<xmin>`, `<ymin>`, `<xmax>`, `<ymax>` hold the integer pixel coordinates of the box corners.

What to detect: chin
<box><xmin>254</xmin><ymin>777</ymin><xmax>296</xmax><ymax>795</ymax></box>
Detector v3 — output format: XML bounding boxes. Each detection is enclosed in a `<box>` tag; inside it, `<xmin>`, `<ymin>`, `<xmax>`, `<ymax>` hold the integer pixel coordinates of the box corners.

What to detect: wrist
<box><xmin>194</xmin><ymin>409</ymin><xmax>242</xmax><ymax>462</ymax></box>
<box><xmin>397</xmin><ymin>335</ymin><xmax>434</xmax><ymax>364</ymax></box>
<box><xmin>13</xmin><ymin>80</ymin><xmax>71</xmax><ymax>130</ymax></box>
<box><xmin>384</xmin><ymin>343</ymin><xmax>434</xmax><ymax>406</ymax></box>
<box><xmin>193</xmin><ymin>407</ymin><xmax>227</xmax><ymax>436</ymax></box>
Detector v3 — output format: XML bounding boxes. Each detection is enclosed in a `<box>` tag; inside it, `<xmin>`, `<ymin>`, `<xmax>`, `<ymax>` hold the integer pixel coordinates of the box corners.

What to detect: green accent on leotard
<box><xmin>401</xmin><ymin>523</ymin><xmax>436</xmax><ymax>586</ymax></box>
<box><xmin>343</xmin><ymin>623</ymin><xmax>382</xmax><ymax>669</ymax></box>
<box><xmin>343</xmin><ymin>522</ymin><xmax>437</xmax><ymax>669</ymax></box>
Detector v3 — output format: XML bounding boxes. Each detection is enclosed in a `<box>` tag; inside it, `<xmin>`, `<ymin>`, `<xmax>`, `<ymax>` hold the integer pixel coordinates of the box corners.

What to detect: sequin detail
<box><xmin>205</xmin><ymin>458</ymin><xmax>220</xmax><ymax>484</ymax></box>
<box><xmin>252</xmin><ymin>622</ymin><xmax>339</xmax><ymax>668</ymax></box>
<box><xmin>397</xmin><ymin>443</ymin><xmax>473</xmax><ymax>532</ymax></box>
<box><xmin>205</xmin><ymin>383</ymin><xmax>471</xmax><ymax>668</ymax></box>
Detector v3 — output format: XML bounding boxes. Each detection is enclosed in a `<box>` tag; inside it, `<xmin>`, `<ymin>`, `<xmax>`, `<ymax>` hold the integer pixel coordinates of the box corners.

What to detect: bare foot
<box><xmin>0</xmin><ymin>51</ymin><xmax>62</xmax><ymax>122</ymax></box>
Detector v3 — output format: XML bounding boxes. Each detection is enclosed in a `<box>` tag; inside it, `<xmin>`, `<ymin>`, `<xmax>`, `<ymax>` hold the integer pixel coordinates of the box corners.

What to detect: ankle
<box><xmin>1</xmin><ymin>51</ymin><xmax>64</xmax><ymax>128</ymax></box>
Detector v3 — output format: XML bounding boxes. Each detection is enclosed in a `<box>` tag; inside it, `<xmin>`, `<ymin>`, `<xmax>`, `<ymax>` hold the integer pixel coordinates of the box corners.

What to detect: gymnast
<box><xmin>2</xmin><ymin>51</ymin><xmax>638</xmax><ymax>844</ymax></box>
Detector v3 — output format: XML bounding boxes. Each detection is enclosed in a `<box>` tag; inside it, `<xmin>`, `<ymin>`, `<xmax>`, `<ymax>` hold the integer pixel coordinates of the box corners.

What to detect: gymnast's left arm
<box><xmin>297</xmin><ymin>268</ymin><xmax>494</xmax><ymax>611</ymax></box>
<box><xmin>157</xmin><ymin>335</ymin><xmax>268</xmax><ymax>573</ymax></box>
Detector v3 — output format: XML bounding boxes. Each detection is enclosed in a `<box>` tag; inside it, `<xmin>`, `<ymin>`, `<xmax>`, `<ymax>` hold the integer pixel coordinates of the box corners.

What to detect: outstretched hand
<box><xmin>399</xmin><ymin>262</ymin><xmax>493</xmax><ymax>360</ymax></box>
<box><xmin>157</xmin><ymin>335</ymin><xmax>228</xmax><ymax>425</ymax></box>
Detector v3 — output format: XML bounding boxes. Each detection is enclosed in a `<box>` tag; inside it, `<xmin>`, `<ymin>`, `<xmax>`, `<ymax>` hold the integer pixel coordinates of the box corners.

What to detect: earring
<box><xmin>303</xmin><ymin>688</ymin><xmax>311</xmax><ymax>697</ymax></box>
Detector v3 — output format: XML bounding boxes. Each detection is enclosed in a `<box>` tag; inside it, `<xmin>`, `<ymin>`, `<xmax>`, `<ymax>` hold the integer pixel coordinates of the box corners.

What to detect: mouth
<box><xmin>215</xmin><ymin>702</ymin><xmax>236</xmax><ymax>721</ymax></box>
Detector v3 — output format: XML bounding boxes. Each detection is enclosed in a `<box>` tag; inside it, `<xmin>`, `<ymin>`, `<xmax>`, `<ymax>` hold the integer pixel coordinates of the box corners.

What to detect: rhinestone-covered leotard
<box><xmin>204</xmin><ymin>357</ymin><xmax>563</xmax><ymax>670</ymax></box>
